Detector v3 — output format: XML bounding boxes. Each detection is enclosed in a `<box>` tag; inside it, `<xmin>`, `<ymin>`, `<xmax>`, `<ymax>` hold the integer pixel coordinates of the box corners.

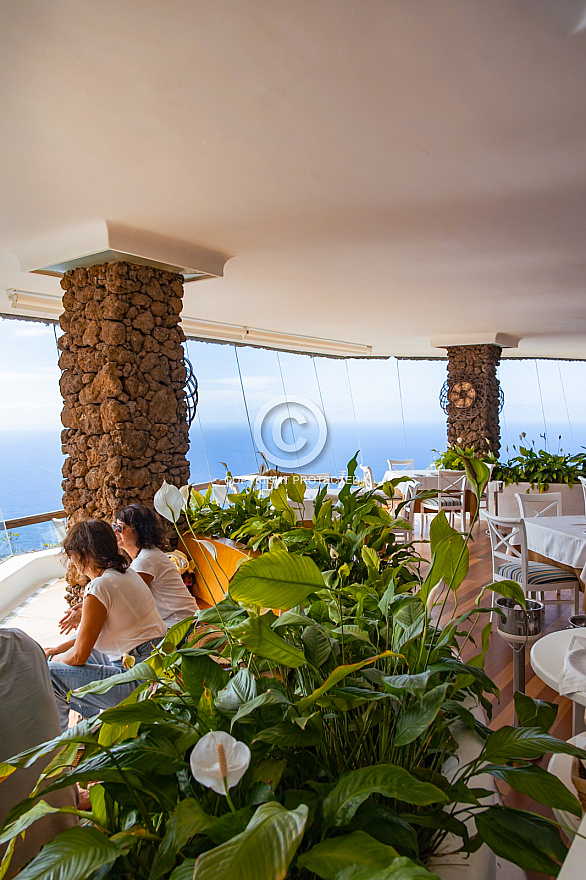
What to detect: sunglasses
<box><xmin>112</xmin><ymin>523</ymin><xmax>124</xmax><ymax>534</ymax></box>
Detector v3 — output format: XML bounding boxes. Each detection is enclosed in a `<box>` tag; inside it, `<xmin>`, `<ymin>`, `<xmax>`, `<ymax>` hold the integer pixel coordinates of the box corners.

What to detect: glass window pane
<box><xmin>184</xmin><ymin>340</ymin><xmax>259</xmax><ymax>482</ymax></box>
<box><xmin>0</xmin><ymin>318</ymin><xmax>63</xmax><ymax>553</ymax></box>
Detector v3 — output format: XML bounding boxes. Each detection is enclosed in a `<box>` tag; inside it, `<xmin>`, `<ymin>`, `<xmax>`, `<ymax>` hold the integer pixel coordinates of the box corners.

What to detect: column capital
<box><xmin>429</xmin><ymin>332</ymin><xmax>519</xmax><ymax>350</ymax></box>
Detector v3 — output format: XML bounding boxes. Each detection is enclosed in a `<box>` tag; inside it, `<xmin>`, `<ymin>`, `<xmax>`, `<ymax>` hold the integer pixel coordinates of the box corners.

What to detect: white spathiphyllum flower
<box><xmin>190</xmin><ymin>730</ymin><xmax>251</xmax><ymax>795</ymax></box>
<box><xmin>426</xmin><ymin>584</ymin><xmax>441</xmax><ymax>612</ymax></box>
<box><xmin>154</xmin><ymin>481</ymin><xmax>184</xmax><ymax>523</ymax></box>
<box><xmin>179</xmin><ymin>484</ymin><xmax>191</xmax><ymax>506</ymax></box>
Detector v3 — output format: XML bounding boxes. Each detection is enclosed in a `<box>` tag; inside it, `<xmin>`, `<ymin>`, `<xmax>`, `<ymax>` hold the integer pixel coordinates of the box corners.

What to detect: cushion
<box><xmin>498</xmin><ymin>561</ymin><xmax>579</xmax><ymax>586</ymax></box>
<box><xmin>422</xmin><ymin>497</ymin><xmax>461</xmax><ymax>508</ymax></box>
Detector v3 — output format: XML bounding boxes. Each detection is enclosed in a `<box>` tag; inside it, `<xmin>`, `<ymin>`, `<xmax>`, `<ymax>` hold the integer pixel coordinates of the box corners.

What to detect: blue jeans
<box><xmin>48</xmin><ymin>642</ymin><xmax>157</xmax><ymax>732</ymax></box>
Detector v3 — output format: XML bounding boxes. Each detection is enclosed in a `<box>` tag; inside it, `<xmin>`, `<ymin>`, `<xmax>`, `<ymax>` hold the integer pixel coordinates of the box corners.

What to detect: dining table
<box><xmin>523</xmin><ymin>515</ymin><xmax>586</xmax><ymax>589</ymax></box>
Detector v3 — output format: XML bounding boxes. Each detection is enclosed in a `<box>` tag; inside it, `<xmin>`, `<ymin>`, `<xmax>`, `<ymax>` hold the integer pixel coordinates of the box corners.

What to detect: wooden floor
<box><xmin>417</xmin><ymin>518</ymin><xmax>576</xmax><ymax>880</ymax></box>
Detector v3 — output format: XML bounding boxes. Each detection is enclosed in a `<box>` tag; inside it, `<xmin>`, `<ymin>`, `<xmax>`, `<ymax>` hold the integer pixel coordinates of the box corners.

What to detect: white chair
<box><xmin>420</xmin><ymin>470</ymin><xmax>467</xmax><ymax>529</ymax></box>
<box><xmin>515</xmin><ymin>492</ymin><xmax>562</xmax><ymax>519</ymax></box>
<box><xmin>392</xmin><ymin>480</ymin><xmax>421</xmax><ymax>541</ymax></box>
<box><xmin>387</xmin><ymin>459</ymin><xmax>414</xmax><ymax>473</ymax></box>
<box><xmin>484</xmin><ymin>512</ymin><xmax>580</xmax><ymax>616</ymax></box>
<box><xmin>359</xmin><ymin>465</ymin><xmax>375</xmax><ymax>491</ymax></box>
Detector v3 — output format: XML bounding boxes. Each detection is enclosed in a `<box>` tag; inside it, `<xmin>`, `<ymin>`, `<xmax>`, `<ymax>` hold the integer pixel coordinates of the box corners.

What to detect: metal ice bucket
<box><xmin>568</xmin><ymin>614</ymin><xmax>586</xmax><ymax>628</ymax></box>
<box><xmin>496</xmin><ymin>597</ymin><xmax>544</xmax><ymax>638</ymax></box>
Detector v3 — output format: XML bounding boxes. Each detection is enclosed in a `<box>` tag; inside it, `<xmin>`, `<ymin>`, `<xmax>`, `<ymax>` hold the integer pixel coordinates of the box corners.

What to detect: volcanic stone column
<box><xmin>58</xmin><ymin>261</ymin><xmax>190</xmax><ymax>602</ymax></box>
<box><xmin>445</xmin><ymin>344</ymin><xmax>502</xmax><ymax>457</ymax></box>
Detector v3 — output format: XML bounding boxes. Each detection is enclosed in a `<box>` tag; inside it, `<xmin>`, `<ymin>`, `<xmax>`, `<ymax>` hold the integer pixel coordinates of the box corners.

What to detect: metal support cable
<box><xmin>534</xmin><ymin>360</ymin><xmax>548</xmax><ymax>450</ymax></box>
<box><xmin>312</xmin><ymin>356</ymin><xmax>338</xmax><ymax>476</ymax></box>
<box><xmin>234</xmin><ymin>346</ymin><xmax>261</xmax><ymax>471</ymax></box>
<box><xmin>345</xmin><ymin>360</ymin><xmax>363</xmax><ymax>465</ymax></box>
<box><xmin>395</xmin><ymin>358</ymin><xmax>408</xmax><ymax>457</ymax></box>
<box><xmin>558</xmin><ymin>362</ymin><xmax>576</xmax><ymax>450</ymax></box>
<box><xmin>276</xmin><ymin>351</ymin><xmax>301</xmax><ymax>470</ymax></box>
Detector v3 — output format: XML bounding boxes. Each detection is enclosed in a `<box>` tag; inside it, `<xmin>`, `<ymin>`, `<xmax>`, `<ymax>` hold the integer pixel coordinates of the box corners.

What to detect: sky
<box><xmin>1</xmin><ymin>317</ymin><xmax>586</xmax><ymax>458</ymax></box>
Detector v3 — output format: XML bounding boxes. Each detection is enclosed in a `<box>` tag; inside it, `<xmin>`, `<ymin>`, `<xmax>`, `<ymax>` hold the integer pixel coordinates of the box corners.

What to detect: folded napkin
<box><xmin>559</xmin><ymin>632</ymin><xmax>586</xmax><ymax>696</ymax></box>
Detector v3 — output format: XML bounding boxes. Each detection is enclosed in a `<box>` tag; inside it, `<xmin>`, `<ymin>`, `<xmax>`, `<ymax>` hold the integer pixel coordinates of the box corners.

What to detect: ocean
<box><xmin>1</xmin><ymin>420</ymin><xmax>584</xmax><ymax>557</ymax></box>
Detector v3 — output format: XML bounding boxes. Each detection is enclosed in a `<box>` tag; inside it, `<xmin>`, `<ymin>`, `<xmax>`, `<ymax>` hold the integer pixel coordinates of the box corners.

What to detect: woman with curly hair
<box><xmin>47</xmin><ymin>519</ymin><xmax>166</xmax><ymax>731</ymax></box>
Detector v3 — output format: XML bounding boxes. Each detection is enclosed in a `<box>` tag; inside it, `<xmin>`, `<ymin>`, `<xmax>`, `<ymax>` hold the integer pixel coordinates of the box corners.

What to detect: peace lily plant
<box><xmin>0</xmin><ymin>454</ymin><xmax>585</xmax><ymax>880</ymax></box>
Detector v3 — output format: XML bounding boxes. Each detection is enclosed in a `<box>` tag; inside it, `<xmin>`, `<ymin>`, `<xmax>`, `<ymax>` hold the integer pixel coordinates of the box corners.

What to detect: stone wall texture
<box><xmin>446</xmin><ymin>344</ymin><xmax>502</xmax><ymax>457</ymax></box>
<box><xmin>58</xmin><ymin>261</ymin><xmax>190</xmax><ymax>601</ymax></box>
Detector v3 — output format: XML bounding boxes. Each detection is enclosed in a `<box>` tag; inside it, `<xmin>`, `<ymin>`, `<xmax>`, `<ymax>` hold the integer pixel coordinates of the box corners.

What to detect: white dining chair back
<box><xmin>392</xmin><ymin>480</ymin><xmax>421</xmax><ymax>541</ymax></box>
<box><xmin>387</xmin><ymin>459</ymin><xmax>414</xmax><ymax>472</ymax></box>
<box><xmin>484</xmin><ymin>511</ymin><xmax>580</xmax><ymax>615</ymax></box>
<box><xmin>515</xmin><ymin>492</ymin><xmax>562</xmax><ymax>519</ymax></box>
<box><xmin>360</xmin><ymin>465</ymin><xmax>375</xmax><ymax>491</ymax></box>
<box><xmin>420</xmin><ymin>470</ymin><xmax>467</xmax><ymax>529</ymax></box>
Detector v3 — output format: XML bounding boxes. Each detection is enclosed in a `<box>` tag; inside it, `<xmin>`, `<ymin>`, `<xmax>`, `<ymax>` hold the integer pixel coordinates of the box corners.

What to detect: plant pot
<box><xmin>488</xmin><ymin>481</ymin><xmax>585</xmax><ymax>517</ymax></box>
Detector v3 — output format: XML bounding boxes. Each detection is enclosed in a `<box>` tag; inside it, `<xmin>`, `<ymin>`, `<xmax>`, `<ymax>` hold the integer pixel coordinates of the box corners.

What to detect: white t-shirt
<box><xmin>130</xmin><ymin>546</ymin><xmax>198</xmax><ymax>626</ymax></box>
<box><xmin>85</xmin><ymin>567</ymin><xmax>167</xmax><ymax>659</ymax></box>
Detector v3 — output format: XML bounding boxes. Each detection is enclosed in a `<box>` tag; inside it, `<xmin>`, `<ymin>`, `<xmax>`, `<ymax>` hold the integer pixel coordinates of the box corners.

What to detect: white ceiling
<box><xmin>2</xmin><ymin>0</ymin><xmax>586</xmax><ymax>358</ymax></box>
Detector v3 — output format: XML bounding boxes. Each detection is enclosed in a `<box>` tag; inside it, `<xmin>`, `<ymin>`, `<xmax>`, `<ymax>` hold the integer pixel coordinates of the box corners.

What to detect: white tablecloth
<box><xmin>524</xmin><ymin>515</ymin><xmax>586</xmax><ymax>585</ymax></box>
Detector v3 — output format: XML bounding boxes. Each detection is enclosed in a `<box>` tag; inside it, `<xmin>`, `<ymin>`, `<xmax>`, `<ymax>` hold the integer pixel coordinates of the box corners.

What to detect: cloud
<box><xmin>11</xmin><ymin>323</ymin><xmax>54</xmax><ymax>338</ymax></box>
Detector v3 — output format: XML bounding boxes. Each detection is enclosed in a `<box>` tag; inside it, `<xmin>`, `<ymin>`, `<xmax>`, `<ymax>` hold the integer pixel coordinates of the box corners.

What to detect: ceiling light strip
<box><xmin>7</xmin><ymin>289</ymin><xmax>64</xmax><ymax>316</ymax></box>
<box><xmin>180</xmin><ymin>318</ymin><xmax>372</xmax><ymax>356</ymax></box>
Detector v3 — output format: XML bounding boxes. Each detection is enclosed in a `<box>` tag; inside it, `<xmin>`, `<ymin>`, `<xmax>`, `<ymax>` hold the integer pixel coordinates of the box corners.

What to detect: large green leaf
<box><xmin>253</xmin><ymin>722</ymin><xmax>322</xmax><ymax>747</ymax></box>
<box><xmin>513</xmin><ymin>692</ymin><xmax>558</xmax><ymax>734</ymax></box>
<box><xmin>150</xmin><ymin>799</ymin><xmax>213</xmax><ymax>880</ymax></box>
<box><xmin>302</xmin><ymin>625</ymin><xmax>332</xmax><ymax>667</ymax></box>
<box><xmin>0</xmin><ymin>801</ymin><xmax>89</xmax><ymax>846</ymax></box>
<box><xmin>169</xmin><ymin>802</ymin><xmax>308</xmax><ymax>880</ymax></box>
<box><xmin>484</xmin><ymin>764</ymin><xmax>582</xmax><ymax>817</ymax></box>
<box><xmin>231</xmin><ymin>690</ymin><xmax>291</xmax><ymax>727</ymax></box>
<box><xmin>297</xmin><ymin>651</ymin><xmax>401</xmax><ymax>713</ymax></box>
<box><xmin>231</xmin><ymin>616</ymin><xmax>306</xmax><ymax>667</ymax></box>
<box><xmin>322</xmin><ymin>764</ymin><xmax>448</xmax><ymax>829</ymax></box>
<box><xmin>181</xmin><ymin>653</ymin><xmax>229</xmax><ymax>702</ymax></box>
<box><xmin>475</xmin><ymin>806</ymin><xmax>567</xmax><ymax>874</ymax></box>
<box><xmin>382</xmin><ymin>671</ymin><xmax>431</xmax><ymax>698</ymax></box>
<box><xmin>14</xmin><ymin>826</ymin><xmax>120</xmax><ymax>880</ymax></box>
<box><xmin>429</xmin><ymin>509</ymin><xmax>456</xmax><ymax>555</ymax></box>
<box><xmin>296</xmin><ymin>831</ymin><xmax>399</xmax><ymax>880</ymax></box>
<box><xmin>336</xmin><ymin>859</ymin><xmax>440</xmax><ymax>880</ymax></box>
<box><xmin>394</xmin><ymin>685</ymin><xmax>449</xmax><ymax>747</ymax></box>
<box><xmin>439</xmin><ymin>533</ymin><xmax>469</xmax><ymax>592</ymax></box>
<box><xmin>476</xmin><ymin>579</ymin><xmax>526</xmax><ymax>610</ymax></box>
<box><xmin>269</xmin><ymin>485</ymin><xmax>296</xmax><ymax>525</ymax></box>
<box><xmin>215</xmin><ymin>669</ymin><xmax>258</xmax><ymax>715</ymax></box>
<box><xmin>98</xmin><ymin>701</ymin><xmax>170</xmax><ymax>726</ymax></box>
<box><xmin>0</xmin><ymin>719</ymin><xmax>97</xmax><ymax>775</ymax></box>
<box><xmin>71</xmin><ymin>661</ymin><xmax>160</xmax><ymax>697</ymax></box>
<box><xmin>484</xmin><ymin>726</ymin><xmax>586</xmax><ymax>762</ymax></box>
<box><xmin>229</xmin><ymin>551</ymin><xmax>324</xmax><ymax>610</ymax></box>
<box><xmin>285</xmin><ymin>475</ymin><xmax>306</xmax><ymax>504</ymax></box>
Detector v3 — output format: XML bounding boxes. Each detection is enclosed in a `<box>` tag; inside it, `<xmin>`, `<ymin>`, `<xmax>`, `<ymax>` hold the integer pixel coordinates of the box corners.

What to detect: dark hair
<box><xmin>115</xmin><ymin>503</ymin><xmax>164</xmax><ymax>550</ymax></box>
<box><xmin>63</xmin><ymin>519</ymin><xmax>128</xmax><ymax>574</ymax></box>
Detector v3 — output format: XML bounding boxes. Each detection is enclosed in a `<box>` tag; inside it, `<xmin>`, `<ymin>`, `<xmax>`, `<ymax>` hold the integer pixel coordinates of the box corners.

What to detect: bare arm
<box><xmin>59</xmin><ymin>601</ymin><xmax>83</xmax><ymax>635</ymax></box>
<box><xmin>45</xmin><ymin>639</ymin><xmax>75</xmax><ymax>659</ymax></box>
<box><xmin>137</xmin><ymin>571</ymin><xmax>154</xmax><ymax>587</ymax></box>
<box><xmin>55</xmin><ymin>595</ymin><xmax>108</xmax><ymax>666</ymax></box>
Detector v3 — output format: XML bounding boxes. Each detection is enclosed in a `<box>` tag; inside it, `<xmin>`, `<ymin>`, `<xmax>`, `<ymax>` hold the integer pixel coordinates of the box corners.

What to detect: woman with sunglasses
<box><xmin>59</xmin><ymin>505</ymin><xmax>198</xmax><ymax>637</ymax></box>
<box><xmin>112</xmin><ymin>503</ymin><xmax>198</xmax><ymax>626</ymax></box>
<box><xmin>46</xmin><ymin>519</ymin><xmax>167</xmax><ymax>732</ymax></box>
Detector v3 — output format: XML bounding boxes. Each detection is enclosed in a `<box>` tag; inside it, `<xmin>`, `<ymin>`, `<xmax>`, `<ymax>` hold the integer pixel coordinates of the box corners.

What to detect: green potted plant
<box><xmin>489</xmin><ymin>436</ymin><xmax>586</xmax><ymax>516</ymax></box>
<box><xmin>0</xmin><ymin>456</ymin><xmax>583</xmax><ymax>879</ymax></box>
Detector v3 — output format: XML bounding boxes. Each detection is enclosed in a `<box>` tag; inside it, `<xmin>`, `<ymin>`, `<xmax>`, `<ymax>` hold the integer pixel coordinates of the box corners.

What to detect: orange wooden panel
<box><xmin>179</xmin><ymin>534</ymin><xmax>256</xmax><ymax>608</ymax></box>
